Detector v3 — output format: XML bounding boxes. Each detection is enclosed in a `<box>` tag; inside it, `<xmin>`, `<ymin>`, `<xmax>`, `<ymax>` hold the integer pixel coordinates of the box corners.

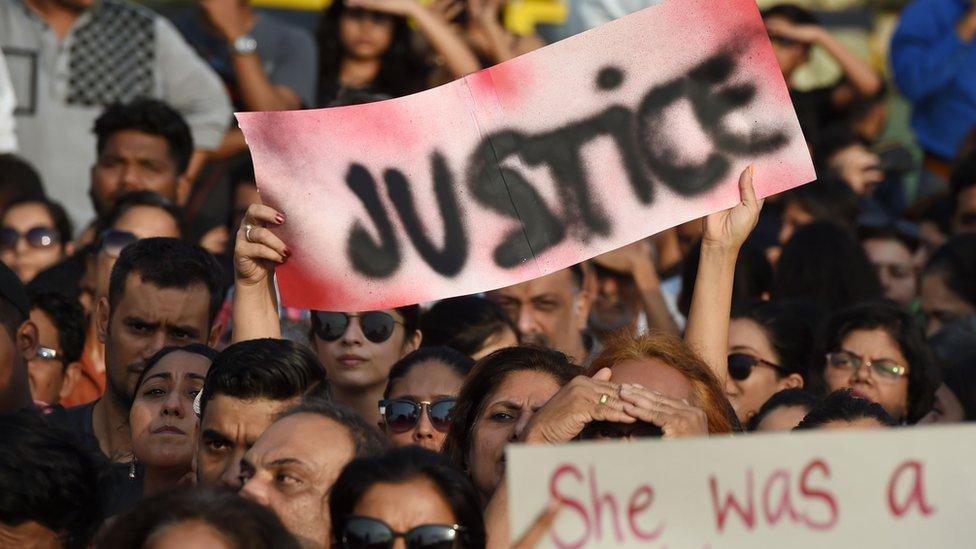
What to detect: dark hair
<box><xmin>817</xmin><ymin>302</ymin><xmax>940</xmax><ymax>424</ymax></box>
<box><xmin>96</xmin><ymin>487</ymin><xmax>300</xmax><ymax>549</ymax></box>
<box><xmin>858</xmin><ymin>222</ymin><xmax>921</xmax><ymax>254</ymax></box>
<box><xmin>760</xmin><ymin>4</ymin><xmax>819</xmax><ymax>26</ymax></box>
<box><xmin>2</xmin><ymin>196</ymin><xmax>73</xmax><ymax>248</ymax></box>
<box><xmin>679</xmin><ymin>241</ymin><xmax>772</xmax><ymax>317</ymax></box>
<box><xmin>950</xmin><ymin>148</ymin><xmax>976</xmax><ymax>216</ymax></box>
<box><xmin>420</xmin><ymin>296</ymin><xmax>520</xmax><ymax>357</ymax></box>
<box><xmin>279</xmin><ymin>398</ymin><xmax>389</xmax><ymax>459</ymax></box>
<box><xmin>779</xmin><ymin>177</ymin><xmax>860</xmax><ymax>235</ymax></box>
<box><xmin>773</xmin><ymin>221</ymin><xmax>883</xmax><ymax>310</ymax></box>
<box><xmin>442</xmin><ymin>347</ymin><xmax>579</xmax><ymax>476</ymax></box>
<box><xmin>94</xmin><ymin>190</ymin><xmax>186</xmax><ymax>239</ymax></box>
<box><xmin>0</xmin><ymin>154</ymin><xmax>45</xmax><ymax>207</ymax></box>
<box><xmin>330</xmin><ymin>446</ymin><xmax>486</xmax><ymax>548</ymax></box>
<box><xmin>0</xmin><ymin>411</ymin><xmax>101</xmax><ymax>549</ymax></box>
<box><xmin>28</xmin><ymin>290</ymin><xmax>86</xmax><ymax>366</ymax></box>
<box><xmin>746</xmin><ymin>388</ymin><xmax>819</xmax><ymax>431</ymax></box>
<box><xmin>199</xmin><ymin>338</ymin><xmax>328</xmax><ymax>418</ymax></box>
<box><xmin>385</xmin><ymin>346</ymin><xmax>474</xmax><ymax>399</ymax></box>
<box><xmin>135</xmin><ymin>344</ymin><xmax>218</xmax><ymax>393</ymax></box>
<box><xmin>794</xmin><ymin>389</ymin><xmax>897</xmax><ymax>430</ymax></box>
<box><xmin>108</xmin><ymin>238</ymin><xmax>225</xmax><ymax>325</ymax></box>
<box><xmin>924</xmin><ymin>234</ymin><xmax>976</xmax><ymax>310</ymax></box>
<box><xmin>732</xmin><ymin>300</ymin><xmax>824</xmax><ymax>393</ymax></box>
<box><xmin>93</xmin><ymin>99</ymin><xmax>193</xmax><ymax>173</ymax></box>
<box><xmin>316</xmin><ymin>0</ymin><xmax>427</xmax><ymax>105</ymax></box>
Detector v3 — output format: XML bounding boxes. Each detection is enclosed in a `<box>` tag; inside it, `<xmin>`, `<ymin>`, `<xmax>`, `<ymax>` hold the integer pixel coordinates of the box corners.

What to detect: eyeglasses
<box><xmin>581</xmin><ymin>420</ymin><xmax>663</xmax><ymax>440</ymax></box>
<box><xmin>0</xmin><ymin>226</ymin><xmax>61</xmax><ymax>250</ymax></box>
<box><xmin>340</xmin><ymin>516</ymin><xmax>465</xmax><ymax>549</ymax></box>
<box><xmin>379</xmin><ymin>398</ymin><xmax>456</xmax><ymax>433</ymax></box>
<box><xmin>36</xmin><ymin>346</ymin><xmax>60</xmax><ymax>361</ymax></box>
<box><xmin>312</xmin><ymin>311</ymin><xmax>402</xmax><ymax>343</ymax></box>
<box><xmin>727</xmin><ymin>353</ymin><xmax>785</xmax><ymax>381</ymax></box>
<box><xmin>826</xmin><ymin>351</ymin><xmax>907</xmax><ymax>382</ymax></box>
<box><xmin>98</xmin><ymin>229</ymin><xmax>138</xmax><ymax>258</ymax></box>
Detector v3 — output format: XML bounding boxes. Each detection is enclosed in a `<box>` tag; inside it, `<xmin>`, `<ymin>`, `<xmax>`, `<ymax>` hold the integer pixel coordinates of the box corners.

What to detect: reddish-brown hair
<box><xmin>588</xmin><ymin>332</ymin><xmax>739</xmax><ymax>433</ymax></box>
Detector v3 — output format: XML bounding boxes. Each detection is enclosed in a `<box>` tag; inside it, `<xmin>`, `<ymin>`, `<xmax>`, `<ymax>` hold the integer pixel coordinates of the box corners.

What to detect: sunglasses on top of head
<box><xmin>312</xmin><ymin>311</ymin><xmax>403</xmax><ymax>343</ymax></box>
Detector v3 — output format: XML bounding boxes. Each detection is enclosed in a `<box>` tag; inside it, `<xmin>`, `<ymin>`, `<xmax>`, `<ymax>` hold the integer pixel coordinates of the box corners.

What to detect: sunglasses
<box><xmin>727</xmin><ymin>353</ymin><xmax>785</xmax><ymax>381</ymax></box>
<box><xmin>0</xmin><ymin>226</ymin><xmax>61</xmax><ymax>250</ymax></box>
<box><xmin>581</xmin><ymin>420</ymin><xmax>663</xmax><ymax>440</ymax></box>
<box><xmin>313</xmin><ymin>311</ymin><xmax>402</xmax><ymax>343</ymax></box>
<box><xmin>340</xmin><ymin>516</ymin><xmax>465</xmax><ymax>549</ymax></box>
<box><xmin>379</xmin><ymin>398</ymin><xmax>456</xmax><ymax>433</ymax></box>
<box><xmin>98</xmin><ymin>229</ymin><xmax>138</xmax><ymax>258</ymax></box>
<box><xmin>826</xmin><ymin>351</ymin><xmax>907</xmax><ymax>383</ymax></box>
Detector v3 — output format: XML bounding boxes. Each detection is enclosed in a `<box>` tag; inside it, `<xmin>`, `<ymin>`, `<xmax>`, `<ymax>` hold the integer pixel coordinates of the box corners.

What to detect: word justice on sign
<box><xmin>239</xmin><ymin>0</ymin><xmax>814</xmax><ymax>311</ymax></box>
<box><xmin>506</xmin><ymin>425</ymin><xmax>976</xmax><ymax>548</ymax></box>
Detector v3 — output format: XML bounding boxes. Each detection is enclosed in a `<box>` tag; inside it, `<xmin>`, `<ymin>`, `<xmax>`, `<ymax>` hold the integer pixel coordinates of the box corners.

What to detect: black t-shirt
<box><xmin>47</xmin><ymin>402</ymin><xmax>143</xmax><ymax>518</ymax></box>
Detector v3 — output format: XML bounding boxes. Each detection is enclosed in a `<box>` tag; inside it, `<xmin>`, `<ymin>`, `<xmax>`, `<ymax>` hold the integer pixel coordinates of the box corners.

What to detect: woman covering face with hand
<box><xmin>129</xmin><ymin>344</ymin><xmax>217</xmax><ymax>497</ymax></box>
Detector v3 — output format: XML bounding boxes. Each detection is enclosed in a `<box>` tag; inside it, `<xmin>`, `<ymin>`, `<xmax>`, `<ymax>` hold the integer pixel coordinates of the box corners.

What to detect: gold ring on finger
<box><xmin>599</xmin><ymin>393</ymin><xmax>610</xmax><ymax>405</ymax></box>
<box><xmin>244</xmin><ymin>224</ymin><xmax>254</xmax><ymax>243</ymax></box>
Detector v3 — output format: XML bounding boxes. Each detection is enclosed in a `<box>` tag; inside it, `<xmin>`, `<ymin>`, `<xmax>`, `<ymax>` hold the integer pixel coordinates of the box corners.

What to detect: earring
<box><xmin>129</xmin><ymin>458</ymin><xmax>138</xmax><ymax>479</ymax></box>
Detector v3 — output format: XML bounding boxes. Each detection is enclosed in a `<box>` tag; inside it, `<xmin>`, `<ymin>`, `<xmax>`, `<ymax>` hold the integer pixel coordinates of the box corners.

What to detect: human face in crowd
<box><xmin>97</xmin><ymin>276</ymin><xmax>216</xmax><ymax>408</ymax></box>
<box><xmin>0</xmin><ymin>320</ymin><xmax>35</xmax><ymax>413</ymax></box>
<box><xmin>755</xmin><ymin>405</ymin><xmax>809</xmax><ymax>432</ymax></box>
<box><xmin>862</xmin><ymin>238</ymin><xmax>917</xmax><ymax>307</ymax></box>
<box><xmin>0</xmin><ymin>520</ymin><xmax>62</xmax><ymax>549</ymax></box>
<box><xmin>609</xmin><ymin>357</ymin><xmax>693</xmax><ymax>403</ymax></box>
<box><xmin>828</xmin><ymin>144</ymin><xmax>884</xmax><ymax>196</ymax></box>
<box><xmin>93</xmin><ymin>205</ymin><xmax>181</xmax><ymax>299</ymax></box>
<box><xmin>339</xmin><ymin>6</ymin><xmax>395</xmax><ymax>61</ymax></box>
<box><xmin>314</xmin><ymin>310</ymin><xmax>419</xmax><ymax>394</ymax></box>
<box><xmin>382</xmin><ymin>359</ymin><xmax>465</xmax><ymax>451</ymax></box>
<box><xmin>0</xmin><ymin>202</ymin><xmax>66</xmax><ymax>283</ymax></box>
<box><xmin>131</xmin><ymin>520</ymin><xmax>234</xmax><ymax>549</ymax></box>
<box><xmin>471</xmin><ymin>326</ymin><xmax>519</xmax><ymax>361</ymax></box>
<box><xmin>468</xmin><ymin>370</ymin><xmax>562</xmax><ymax>499</ymax></box>
<box><xmin>348</xmin><ymin>477</ymin><xmax>457</xmax><ymax>547</ymax></box>
<box><xmin>487</xmin><ymin>268</ymin><xmax>591</xmax><ymax>362</ymax></box>
<box><xmin>954</xmin><ymin>185</ymin><xmax>976</xmax><ymax>234</ymax></box>
<box><xmin>920</xmin><ymin>271</ymin><xmax>976</xmax><ymax>337</ymax></box>
<box><xmin>240</xmin><ymin>413</ymin><xmax>355</xmax><ymax>548</ymax></box>
<box><xmin>589</xmin><ymin>267</ymin><xmax>641</xmax><ymax>335</ymax></box>
<box><xmin>823</xmin><ymin>328</ymin><xmax>910</xmax><ymax>422</ymax></box>
<box><xmin>726</xmin><ymin>318</ymin><xmax>801</xmax><ymax>424</ymax></box>
<box><xmin>27</xmin><ymin>307</ymin><xmax>80</xmax><ymax>406</ymax></box>
<box><xmin>129</xmin><ymin>351</ymin><xmax>209</xmax><ymax>469</ymax></box>
<box><xmin>197</xmin><ymin>395</ymin><xmax>298</xmax><ymax>488</ymax></box>
<box><xmin>90</xmin><ymin>130</ymin><xmax>185</xmax><ymax>215</ymax></box>
<box><xmin>765</xmin><ymin>15</ymin><xmax>810</xmax><ymax>78</ymax></box>
<box><xmin>777</xmin><ymin>200</ymin><xmax>814</xmax><ymax>246</ymax></box>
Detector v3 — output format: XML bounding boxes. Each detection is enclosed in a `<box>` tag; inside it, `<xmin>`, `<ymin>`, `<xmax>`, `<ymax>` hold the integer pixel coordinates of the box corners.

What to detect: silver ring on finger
<box><xmin>244</xmin><ymin>223</ymin><xmax>254</xmax><ymax>243</ymax></box>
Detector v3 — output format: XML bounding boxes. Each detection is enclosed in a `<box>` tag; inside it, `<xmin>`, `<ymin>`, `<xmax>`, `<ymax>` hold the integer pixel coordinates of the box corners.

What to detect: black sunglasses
<box><xmin>340</xmin><ymin>517</ymin><xmax>465</xmax><ymax>549</ymax></box>
<box><xmin>581</xmin><ymin>420</ymin><xmax>663</xmax><ymax>440</ymax></box>
<box><xmin>727</xmin><ymin>353</ymin><xmax>785</xmax><ymax>381</ymax></box>
<box><xmin>379</xmin><ymin>398</ymin><xmax>456</xmax><ymax>433</ymax></box>
<box><xmin>313</xmin><ymin>311</ymin><xmax>402</xmax><ymax>343</ymax></box>
<box><xmin>98</xmin><ymin>229</ymin><xmax>138</xmax><ymax>258</ymax></box>
<box><xmin>0</xmin><ymin>226</ymin><xmax>61</xmax><ymax>250</ymax></box>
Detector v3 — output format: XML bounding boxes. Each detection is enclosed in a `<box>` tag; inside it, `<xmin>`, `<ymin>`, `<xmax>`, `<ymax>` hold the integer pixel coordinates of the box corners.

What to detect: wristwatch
<box><xmin>231</xmin><ymin>34</ymin><xmax>258</xmax><ymax>55</ymax></box>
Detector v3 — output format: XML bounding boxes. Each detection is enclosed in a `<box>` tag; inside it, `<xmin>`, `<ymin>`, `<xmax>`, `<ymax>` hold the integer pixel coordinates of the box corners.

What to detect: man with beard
<box><xmin>487</xmin><ymin>265</ymin><xmax>595</xmax><ymax>365</ymax></box>
<box><xmin>49</xmin><ymin>238</ymin><xmax>223</xmax><ymax>515</ymax></box>
<box><xmin>588</xmin><ymin>239</ymin><xmax>679</xmax><ymax>341</ymax></box>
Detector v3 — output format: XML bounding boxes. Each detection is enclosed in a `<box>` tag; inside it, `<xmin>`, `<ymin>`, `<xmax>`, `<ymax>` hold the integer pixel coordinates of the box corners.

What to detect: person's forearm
<box><xmin>815</xmin><ymin>29</ymin><xmax>881</xmax><ymax>97</ymax></box>
<box><xmin>212</xmin><ymin>127</ymin><xmax>249</xmax><ymax>160</ymax></box>
<box><xmin>232</xmin><ymin>277</ymin><xmax>282</xmax><ymax>342</ymax></box>
<box><xmin>633</xmin><ymin>264</ymin><xmax>679</xmax><ymax>336</ymax></box>
<box><xmin>185</xmin><ymin>150</ymin><xmax>209</xmax><ymax>184</ymax></box>
<box><xmin>484</xmin><ymin>481</ymin><xmax>510</xmax><ymax>549</ymax></box>
<box><xmin>470</xmin><ymin>20</ymin><xmax>514</xmax><ymax>63</ymax></box>
<box><xmin>232</xmin><ymin>54</ymin><xmax>302</xmax><ymax>111</ymax></box>
<box><xmin>410</xmin><ymin>6</ymin><xmax>480</xmax><ymax>78</ymax></box>
<box><xmin>684</xmin><ymin>243</ymin><xmax>738</xmax><ymax>385</ymax></box>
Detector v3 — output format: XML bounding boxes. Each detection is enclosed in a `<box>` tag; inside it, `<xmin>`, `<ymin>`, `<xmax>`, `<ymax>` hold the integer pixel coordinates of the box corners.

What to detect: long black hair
<box><xmin>316</xmin><ymin>0</ymin><xmax>428</xmax><ymax>106</ymax></box>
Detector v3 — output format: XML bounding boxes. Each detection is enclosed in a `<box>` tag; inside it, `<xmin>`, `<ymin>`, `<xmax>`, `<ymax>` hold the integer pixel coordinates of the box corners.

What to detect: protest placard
<box><xmin>238</xmin><ymin>0</ymin><xmax>815</xmax><ymax>311</ymax></box>
<box><xmin>506</xmin><ymin>425</ymin><xmax>976</xmax><ymax>548</ymax></box>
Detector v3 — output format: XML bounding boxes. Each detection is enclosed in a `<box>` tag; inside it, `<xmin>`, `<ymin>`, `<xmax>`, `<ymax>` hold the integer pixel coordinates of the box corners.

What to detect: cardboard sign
<box><xmin>506</xmin><ymin>426</ymin><xmax>976</xmax><ymax>548</ymax></box>
<box><xmin>238</xmin><ymin>0</ymin><xmax>814</xmax><ymax>311</ymax></box>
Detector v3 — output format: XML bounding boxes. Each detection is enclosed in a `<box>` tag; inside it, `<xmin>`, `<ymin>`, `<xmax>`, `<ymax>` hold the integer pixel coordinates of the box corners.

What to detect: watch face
<box><xmin>235</xmin><ymin>35</ymin><xmax>257</xmax><ymax>54</ymax></box>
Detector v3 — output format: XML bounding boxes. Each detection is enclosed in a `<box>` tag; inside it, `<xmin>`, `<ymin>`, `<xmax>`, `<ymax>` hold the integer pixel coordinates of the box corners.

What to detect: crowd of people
<box><xmin>1</xmin><ymin>0</ymin><xmax>975</xmax><ymax>547</ymax></box>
